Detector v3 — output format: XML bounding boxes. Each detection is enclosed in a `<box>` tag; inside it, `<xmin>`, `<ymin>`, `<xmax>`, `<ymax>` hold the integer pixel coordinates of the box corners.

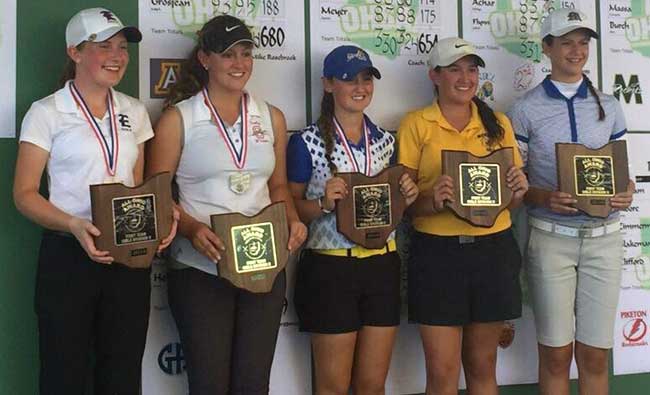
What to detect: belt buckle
<box><xmin>578</xmin><ymin>228</ymin><xmax>590</xmax><ymax>238</ymax></box>
<box><xmin>459</xmin><ymin>235</ymin><xmax>475</xmax><ymax>244</ymax></box>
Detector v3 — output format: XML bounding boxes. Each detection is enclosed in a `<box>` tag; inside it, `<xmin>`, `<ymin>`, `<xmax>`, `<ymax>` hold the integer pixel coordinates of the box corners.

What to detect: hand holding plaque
<box><xmin>556</xmin><ymin>140</ymin><xmax>629</xmax><ymax>218</ymax></box>
<box><xmin>441</xmin><ymin>148</ymin><xmax>514</xmax><ymax>227</ymax></box>
<box><xmin>210</xmin><ymin>202</ymin><xmax>289</xmax><ymax>293</ymax></box>
<box><xmin>335</xmin><ymin>165</ymin><xmax>406</xmax><ymax>249</ymax></box>
<box><xmin>90</xmin><ymin>172</ymin><xmax>173</xmax><ymax>268</ymax></box>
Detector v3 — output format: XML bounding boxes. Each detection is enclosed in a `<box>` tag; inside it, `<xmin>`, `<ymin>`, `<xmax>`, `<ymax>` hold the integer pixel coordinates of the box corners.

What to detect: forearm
<box><xmin>14</xmin><ymin>190</ymin><xmax>76</xmax><ymax>232</ymax></box>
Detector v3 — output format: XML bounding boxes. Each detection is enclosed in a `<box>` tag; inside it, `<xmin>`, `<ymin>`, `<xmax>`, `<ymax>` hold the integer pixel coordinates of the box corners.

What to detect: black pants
<box><xmin>168</xmin><ymin>267</ymin><xmax>286</xmax><ymax>395</ymax></box>
<box><xmin>35</xmin><ymin>232</ymin><xmax>151</xmax><ymax>395</ymax></box>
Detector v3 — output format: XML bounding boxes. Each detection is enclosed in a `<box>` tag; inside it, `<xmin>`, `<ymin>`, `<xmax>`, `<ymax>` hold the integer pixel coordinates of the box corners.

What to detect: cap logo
<box><xmin>100</xmin><ymin>10</ymin><xmax>117</xmax><ymax>23</ymax></box>
<box><xmin>225</xmin><ymin>25</ymin><xmax>240</xmax><ymax>32</ymax></box>
<box><xmin>567</xmin><ymin>12</ymin><xmax>582</xmax><ymax>22</ymax></box>
<box><xmin>88</xmin><ymin>33</ymin><xmax>97</xmax><ymax>42</ymax></box>
<box><xmin>347</xmin><ymin>49</ymin><xmax>367</xmax><ymax>62</ymax></box>
<box><xmin>454</xmin><ymin>43</ymin><xmax>468</xmax><ymax>49</ymax></box>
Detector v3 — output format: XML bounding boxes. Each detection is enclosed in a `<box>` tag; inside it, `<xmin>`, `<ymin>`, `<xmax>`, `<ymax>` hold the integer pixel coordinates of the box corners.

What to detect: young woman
<box><xmin>507</xmin><ymin>8</ymin><xmax>634</xmax><ymax>395</ymax></box>
<box><xmin>287</xmin><ymin>45</ymin><xmax>419</xmax><ymax>395</ymax></box>
<box><xmin>145</xmin><ymin>14</ymin><xmax>307</xmax><ymax>395</ymax></box>
<box><xmin>13</xmin><ymin>8</ymin><xmax>176</xmax><ymax>394</ymax></box>
<box><xmin>397</xmin><ymin>37</ymin><xmax>528</xmax><ymax>395</ymax></box>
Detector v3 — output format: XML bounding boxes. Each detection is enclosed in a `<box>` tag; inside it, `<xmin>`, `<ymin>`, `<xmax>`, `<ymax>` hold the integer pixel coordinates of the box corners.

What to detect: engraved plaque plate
<box><xmin>353</xmin><ymin>183</ymin><xmax>392</xmax><ymax>229</ymax></box>
<box><xmin>459</xmin><ymin>163</ymin><xmax>502</xmax><ymax>207</ymax></box>
<box><xmin>231</xmin><ymin>222</ymin><xmax>278</xmax><ymax>274</ymax></box>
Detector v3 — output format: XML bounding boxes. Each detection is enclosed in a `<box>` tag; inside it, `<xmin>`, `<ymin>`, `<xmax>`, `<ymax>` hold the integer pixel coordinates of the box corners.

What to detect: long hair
<box><xmin>164</xmin><ymin>46</ymin><xmax>207</xmax><ymax>108</ymax></box>
<box><xmin>542</xmin><ymin>35</ymin><xmax>605</xmax><ymax>121</ymax></box>
<box><xmin>316</xmin><ymin>89</ymin><xmax>338</xmax><ymax>174</ymax></box>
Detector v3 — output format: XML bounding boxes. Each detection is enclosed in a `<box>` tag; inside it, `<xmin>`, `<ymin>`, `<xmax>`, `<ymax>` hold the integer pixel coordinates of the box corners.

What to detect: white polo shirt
<box><xmin>169</xmin><ymin>92</ymin><xmax>276</xmax><ymax>275</ymax></box>
<box><xmin>19</xmin><ymin>80</ymin><xmax>154</xmax><ymax>221</ymax></box>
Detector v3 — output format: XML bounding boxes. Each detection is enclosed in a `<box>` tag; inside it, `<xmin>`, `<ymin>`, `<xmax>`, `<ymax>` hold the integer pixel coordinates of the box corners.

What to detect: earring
<box><xmin>203</xmin><ymin>64</ymin><xmax>209</xmax><ymax>71</ymax></box>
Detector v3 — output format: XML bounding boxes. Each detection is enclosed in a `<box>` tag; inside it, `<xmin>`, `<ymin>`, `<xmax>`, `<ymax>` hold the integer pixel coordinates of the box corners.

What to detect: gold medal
<box><xmin>229</xmin><ymin>172</ymin><xmax>251</xmax><ymax>194</ymax></box>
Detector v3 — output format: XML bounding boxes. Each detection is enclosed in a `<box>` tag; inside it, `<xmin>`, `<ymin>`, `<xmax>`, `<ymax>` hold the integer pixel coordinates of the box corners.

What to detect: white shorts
<box><xmin>525</xmin><ymin>221</ymin><xmax>623</xmax><ymax>348</ymax></box>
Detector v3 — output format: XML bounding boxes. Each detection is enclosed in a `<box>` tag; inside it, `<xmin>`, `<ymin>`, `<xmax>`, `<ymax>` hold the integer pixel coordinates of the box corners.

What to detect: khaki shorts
<box><xmin>525</xmin><ymin>223</ymin><xmax>623</xmax><ymax>348</ymax></box>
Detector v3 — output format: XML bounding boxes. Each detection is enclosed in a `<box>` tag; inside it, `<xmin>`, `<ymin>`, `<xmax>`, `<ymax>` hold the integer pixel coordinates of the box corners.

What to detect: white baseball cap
<box><xmin>540</xmin><ymin>8</ymin><xmax>598</xmax><ymax>40</ymax></box>
<box><xmin>429</xmin><ymin>37</ymin><xmax>485</xmax><ymax>69</ymax></box>
<box><xmin>65</xmin><ymin>7</ymin><xmax>142</xmax><ymax>48</ymax></box>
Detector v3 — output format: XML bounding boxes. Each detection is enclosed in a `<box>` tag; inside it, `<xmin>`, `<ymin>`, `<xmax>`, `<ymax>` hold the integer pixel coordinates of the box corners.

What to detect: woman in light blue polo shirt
<box><xmin>507</xmin><ymin>8</ymin><xmax>634</xmax><ymax>395</ymax></box>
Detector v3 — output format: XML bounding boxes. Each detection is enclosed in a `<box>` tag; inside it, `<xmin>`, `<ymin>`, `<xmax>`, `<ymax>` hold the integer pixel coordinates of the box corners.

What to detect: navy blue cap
<box><xmin>323</xmin><ymin>46</ymin><xmax>381</xmax><ymax>81</ymax></box>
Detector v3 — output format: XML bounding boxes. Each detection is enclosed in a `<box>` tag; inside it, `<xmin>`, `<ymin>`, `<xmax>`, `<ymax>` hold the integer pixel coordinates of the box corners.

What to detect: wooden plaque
<box><xmin>556</xmin><ymin>140</ymin><xmax>629</xmax><ymax>218</ymax></box>
<box><xmin>90</xmin><ymin>172</ymin><xmax>173</xmax><ymax>268</ymax></box>
<box><xmin>210</xmin><ymin>202</ymin><xmax>289</xmax><ymax>293</ymax></box>
<box><xmin>336</xmin><ymin>165</ymin><xmax>407</xmax><ymax>249</ymax></box>
<box><xmin>441</xmin><ymin>148</ymin><xmax>514</xmax><ymax>227</ymax></box>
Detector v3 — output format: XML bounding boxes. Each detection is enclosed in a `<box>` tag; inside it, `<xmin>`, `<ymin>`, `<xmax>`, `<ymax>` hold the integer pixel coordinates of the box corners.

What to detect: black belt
<box><xmin>417</xmin><ymin>229</ymin><xmax>510</xmax><ymax>245</ymax></box>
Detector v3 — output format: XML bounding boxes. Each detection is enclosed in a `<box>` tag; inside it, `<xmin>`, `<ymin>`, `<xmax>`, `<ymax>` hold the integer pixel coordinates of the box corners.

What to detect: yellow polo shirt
<box><xmin>397</xmin><ymin>101</ymin><xmax>523</xmax><ymax>236</ymax></box>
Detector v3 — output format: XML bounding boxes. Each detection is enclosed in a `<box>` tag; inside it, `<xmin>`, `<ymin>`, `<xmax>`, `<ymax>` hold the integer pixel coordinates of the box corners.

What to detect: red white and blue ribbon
<box><xmin>202</xmin><ymin>87</ymin><xmax>249</xmax><ymax>170</ymax></box>
<box><xmin>333</xmin><ymin>116</ymin><xmax>372</xmax><ymax>176</ymax></box>
<box><xmin>69</xmin><ymin>82</ymin><xmax>119</xmax><ymax>177</ymax></box>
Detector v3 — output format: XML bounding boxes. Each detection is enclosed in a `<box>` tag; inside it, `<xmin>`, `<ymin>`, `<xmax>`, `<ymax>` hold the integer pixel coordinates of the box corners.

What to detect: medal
<box><xmin>229</xmin><ymin>172</ymin><xmax>252</xmax><ymax>195</ymax></box>
<box><xmin>333</xmin><ymin>117</ymin><xmax>372</xmax><ymax>176</ymax></box>
<box><xmin>202</xmin><ymin>88</ymin><xmax>251</xmax><ymax>193</ymax></box>
<box><xmin>69</xmin><ymin>82</ymin><xmax>119</xmax><ymax>180</ymax></box>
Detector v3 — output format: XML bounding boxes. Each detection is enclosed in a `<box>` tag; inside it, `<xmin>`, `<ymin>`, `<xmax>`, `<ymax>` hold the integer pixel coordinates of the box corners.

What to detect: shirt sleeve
<box><xmin>133</xmin><ymin>101</ymin><xmax>154</xmax><ymax>145</ymax></box>
<box><xmin>19</xmin><ymin>102</ymin><xmax>54</xmax><ymax>152</ymax></box>
<box><xmin>396</xmin><ymin>112</ymin><xmax>422</xmax><ymax>170</ymax></box>
<box><xmin>505</xmin><ymin>100</ymin><xmax>530</xmax><ymax>169</ymax></box>
<box><xmin>610</xmin><ymin>99</ymin><xmax>627</xmax><ymax>140</ymax></box>
<box><xmin>286</xmin><ymin>133</ymin><xmax>313</xmax><ymax>183</ymax></box>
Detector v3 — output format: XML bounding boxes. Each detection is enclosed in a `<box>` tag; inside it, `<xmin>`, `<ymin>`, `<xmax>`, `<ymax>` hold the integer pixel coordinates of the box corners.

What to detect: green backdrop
<box><xmin>1</xmin><ymin>1</ymin><xmax>648</xmax><ymax>394</ymax></box>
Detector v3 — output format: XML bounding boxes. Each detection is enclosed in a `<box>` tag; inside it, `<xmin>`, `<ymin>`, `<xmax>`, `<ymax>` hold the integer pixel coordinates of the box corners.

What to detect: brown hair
<box><xmin>57</xmin><ymin>43</ymin><xmax>85</xmax><ymax>88</ymax></box>
<box><xmin>316</xmin><ymin>89</ymin><xmax>338</xmax><ymax>174</ymax></box>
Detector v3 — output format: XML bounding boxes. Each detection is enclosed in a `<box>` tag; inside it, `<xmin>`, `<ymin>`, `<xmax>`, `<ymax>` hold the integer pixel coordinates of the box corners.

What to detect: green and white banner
<box><xmin>138</xmin><ymin>0</ymin><xmax>307</xmax><ymax>129</ymax></box>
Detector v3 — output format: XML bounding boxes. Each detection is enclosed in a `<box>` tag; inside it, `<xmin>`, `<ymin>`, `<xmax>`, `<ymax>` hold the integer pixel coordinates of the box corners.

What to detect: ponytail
<box><xmin>472</xmin><ymin>96</ymin><xmax>504</xmax><ymax>149</ymax></box>
<box><xmin>584</xmin><ymin>75</ymin><xmax>606</xmax><ymax>121</ymax></box>
<box><xmin>316</xmin><ymin>91</ymin><xmax>338</xmax><ymax>174</ymax></box>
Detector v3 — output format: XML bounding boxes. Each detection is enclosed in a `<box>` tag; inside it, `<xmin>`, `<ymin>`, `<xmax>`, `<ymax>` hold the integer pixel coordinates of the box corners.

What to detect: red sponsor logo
<box><xmin>621</xmin><ymin>310</ymin><xmax>649</xmax><ymax>347</ymax></box>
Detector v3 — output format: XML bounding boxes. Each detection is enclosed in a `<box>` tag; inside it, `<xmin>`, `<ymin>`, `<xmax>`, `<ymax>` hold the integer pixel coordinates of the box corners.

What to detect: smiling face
<box><xmin>429</xmin><ymin>55</ymin><xmax>479</xmax><ymax>106</ymax></box>
<box><xmin>68</xmin><ymin>32</ymin><xmax>129</xmax><ymax>89</ymax></box>
<box><xmin>543</xmin><ymin>29</ymin><xmax>591</xmax><ymax>83</ymax></box>
<box><xmin>200</xmin><ymin>42</ymin><xmax>253</xmax><ymax>94</ymax></box>
<box><xmin>323</xmin><ymin>69</ymin><xmax>375</xmax><ymax>117</ymax></box>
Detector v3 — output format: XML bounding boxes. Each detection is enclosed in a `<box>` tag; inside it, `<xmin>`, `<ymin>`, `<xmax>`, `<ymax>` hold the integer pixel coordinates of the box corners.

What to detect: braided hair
<box><xmin>316</xmin><ymin>90</ymin><xmax>338</xmax><ymax>174</ymax></box>
<box><xmin>542</xmin><ymin>35</ymin><xmax>605</xmax><ymax>121</ymax></box>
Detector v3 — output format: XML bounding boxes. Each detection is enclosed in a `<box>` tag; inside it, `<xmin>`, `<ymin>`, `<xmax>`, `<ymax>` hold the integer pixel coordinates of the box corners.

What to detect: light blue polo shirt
<box><xmin>507</xmin><ymin>76</ymin><xmax>627</xmax><ymax>224</ymax></box>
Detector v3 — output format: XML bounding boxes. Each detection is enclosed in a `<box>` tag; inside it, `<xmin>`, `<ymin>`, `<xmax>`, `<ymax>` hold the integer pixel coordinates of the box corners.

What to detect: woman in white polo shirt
<box><xmin>13</xmin><ymin>8</ymin><xmax>176</xmax><ymax>395</ymax></box>
<box><xmin>146</xmin><ymin>14</ymin><xmax>307</xmax><ymax>395</ymax></box>
<box><xmin>507</xmin><ymin>8</ymin><xmax>634</xmax><ymax>395</ymax></box>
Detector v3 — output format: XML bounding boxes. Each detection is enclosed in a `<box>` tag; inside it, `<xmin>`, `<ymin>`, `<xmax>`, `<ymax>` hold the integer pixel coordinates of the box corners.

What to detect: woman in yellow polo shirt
<box><xmin>397</xmin><ymin>37</ymin><xmax>528</xmax><ymax>394</ymax></box>
<box><xmin>287</xmin><ymin>45</ymin><xmax>418</xmax><ymax>394</ymax></box>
